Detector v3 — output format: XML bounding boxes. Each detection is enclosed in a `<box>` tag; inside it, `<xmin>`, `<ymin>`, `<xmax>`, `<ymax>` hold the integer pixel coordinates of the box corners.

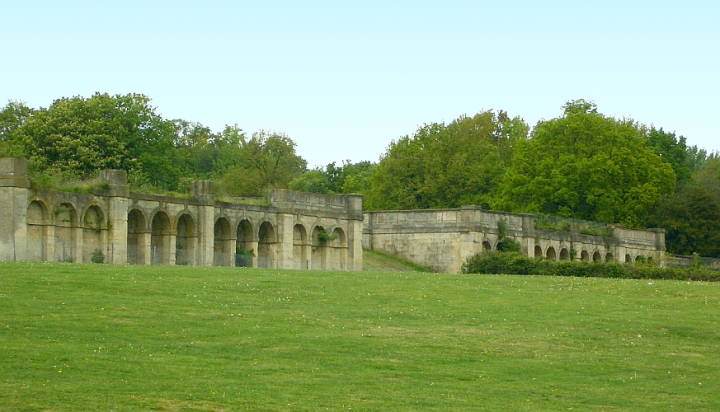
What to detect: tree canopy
<box><xmin>496</xmin><ymin>103</ymin><xmax>676</xmax><ymax>227</ymax></box>
<box><xmin>365</xmin><ymin>111</ymin><xmax>528</xmax><ymax>210</ymax></box>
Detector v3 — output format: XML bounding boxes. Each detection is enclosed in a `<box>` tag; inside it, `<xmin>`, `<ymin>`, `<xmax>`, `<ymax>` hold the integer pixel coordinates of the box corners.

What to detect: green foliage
<box><xmin>1</xmin><ymin>95</ymin><xmax>308</xmax><ymax>194</ymax></box>
<box><xmin>534</xmin><ymin>216</ymin><xmax>571</xmax><ymax>232</ymax></box>
<box><xmin>218</xmin><ymin>131</ymin><xmax>306</xmax><ymax>196</ymax></box>
<box><xmin>652</xmin><ymin>184</ymin><xmax>720</xmax><ymax>257</ymax></box>
<box><xmin>366</xmin><ymin>111</ymin><xmax>528</xmax><ymax>210</ymax></box>
<box><xmin>235</xmin><ymin>247</ymin><xmax>255</xmax><ymax>267</ymax></box>
<box><xmin>90</xmin><ymin>249</ymin><xmax>105</xmax><ymax>264</ymax></box>
<box><xmin>6</xmin><ymin>93</ymin><xmax>183</xmax><ymax>186</ymax></box>
<box><xmin>289</xmin><ymin>160</ymin><xmax>377</xmax><ymax>195</ymax></box>
<box><xmin>497</xmin><ymin>101</ymin><xmax>676</xmax><ymax>227</ymax></box>
<box><xmin>644</xmin><ymin>127</ymin><xmax>706</xmax><ymax>189</ymax></box>
<box><xmin>316</xmin><ymin>229</ymin><xmax>337</xmax><ymax>244</ymax></box>
<box><xmin>494</xmin><ymin>219</ymin><xmax>521</xmax><ymax>252</ymax></box>
<box><xmin>462</xmin><ymin>251</ymin><xmax>720</xmax><ymax>281</ymax></box>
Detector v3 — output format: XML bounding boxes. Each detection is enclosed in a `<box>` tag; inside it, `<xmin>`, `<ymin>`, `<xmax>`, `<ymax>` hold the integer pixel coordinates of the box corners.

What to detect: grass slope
<box><xmin>362</xmin><ymin>249</ymin><xmax>433</xmax><ymax>272</ymax></box>
<box><xmin>1</xmin><ymin>263</ymin><xmax>719</xmax><ymax>411</ymax></box>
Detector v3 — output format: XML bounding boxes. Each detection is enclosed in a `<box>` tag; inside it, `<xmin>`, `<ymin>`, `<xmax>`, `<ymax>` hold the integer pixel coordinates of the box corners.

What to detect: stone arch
<box><xmin>482</xmin><ymin>241</ymin><xmax>492</xmax><ymax>252</ymax></box>
<box><xmin>329</xmin><ymin>227</ymin><xmax>348</xmax><ymax>270</ymax></box>
<box><xmin>127</xmin><ymin>209</ymin><xmax>147</xmax><ymax>264</ymax></box>
<box><xmin>635</xmin><ymin>255</ymin><xmax>646</xmax><ymax>264</ymax></box>
<box><xmin>546</xmin><ymin>247</ymin><xmax>556</xmax><ymax>261</ymax></box>
<box><xmin>54</xmin><ymin>202</ymin><xmax>78</xmax><ymax>262</ymax></box>
<box><xmin>625</xmin><ymin>254</ymin><xmax>632</xmax><ymax>264</ymax></box>
<box><xmin>236</xmin><ymin>219</ymin><xmax>255</xmax><ymax>267</ymax></box>
<box><xmin>175</xmin><ymin>213</ymin><xmax>196</xmax><ymax>265</ymax></box>
<box><xmin>534</xmin><ymin>245</ymin><xmax>542</xmax><ymax>258</ymax></box>
<box><xmin>580</xmin><ymin>250</ymin><xmax>589</xmax><ymax>262</ymax></box>
<box><xmin>605</xmin><ymin>252</ymin><xmax>614</xmax><ymax>262</ymax></box>
<box><xmin>559</xmin><ymin>248</ymin><xmax>570</xmax><ymax>261</ymax></box>
<box><xmin>26</xmin><ymin>200</ymin><xmax>49</xmax><ymax>261</ymax></box>
<box><xmin>213</xmin><ymin>217</ymin><xmax>233</xmax><ymax>266</ymax></box>
<box><xmin>311</xmin><ymin>225</ymin><xmax>329</xmax><ymax>270</ymax></box>
<box><xmin>592</xmin><ymin>251</ymin><xmax>601</xmax><ymax>263</ymax></box>
<box><xmin>151</xmin><ymin>210</ymin><xmax>171</xmax><ymax>265</ymax></box>
<box><xmin>257</xmin><ymin>221</ymin><xmax>277</xmax><ymax>268</ymax></box>
<box><xmin>293</xmin><ymin>224</ymin><xmax>309</xmax><ymax>269</ymax></box>
<box><xmin>82</xmin><ymin>205</ymin><xmax>106</xmax><ymax>263</ymax></box>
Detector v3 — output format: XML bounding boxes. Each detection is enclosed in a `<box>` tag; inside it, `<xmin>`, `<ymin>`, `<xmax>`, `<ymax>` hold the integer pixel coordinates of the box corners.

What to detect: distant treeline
<box><xmin>1</xmin><ymin>94</ymin><xmax>718</xmax><ymax>257</ymax></box>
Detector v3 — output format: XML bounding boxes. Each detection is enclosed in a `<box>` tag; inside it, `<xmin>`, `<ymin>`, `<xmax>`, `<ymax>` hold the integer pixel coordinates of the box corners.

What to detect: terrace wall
<box><xmin>363</xmin><ymin>207</ymin><xmax>665</xmax><ymax>273</ymax></box>
<box><xmin>0</xmin><ymin>158</ymin><xmax>363</xmax><ymax>271</ymax></box>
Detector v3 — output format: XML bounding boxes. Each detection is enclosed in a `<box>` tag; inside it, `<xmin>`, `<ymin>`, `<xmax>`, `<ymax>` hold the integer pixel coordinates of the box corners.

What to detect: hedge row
<box><xmin>461</xmin><ymin>252</ymin><xmax>720</xmax><ymax>282</ymax></box>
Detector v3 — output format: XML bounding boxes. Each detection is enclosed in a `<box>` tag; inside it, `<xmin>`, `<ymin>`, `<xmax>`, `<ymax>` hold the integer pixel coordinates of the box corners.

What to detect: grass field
<box><xmin>1</xmin><ymin>263</ymin><xmax>719</xmax><ymax>411</ymax></box>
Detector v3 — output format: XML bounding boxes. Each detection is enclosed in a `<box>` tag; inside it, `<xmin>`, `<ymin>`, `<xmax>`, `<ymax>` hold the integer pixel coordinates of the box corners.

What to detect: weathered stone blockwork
<box><xmin>363</xmin><ymin>207</ymin><xmax>665</xmax><ymax>273</ymax></box>
<box><xmin>0</xmin><ymin>158</ymin><xmax>363</xmax><ymax>270</ymax></box>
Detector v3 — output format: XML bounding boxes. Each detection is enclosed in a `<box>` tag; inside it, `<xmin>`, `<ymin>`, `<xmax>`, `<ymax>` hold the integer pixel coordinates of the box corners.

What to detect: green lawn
<box><xmin>1</xmin><ymin>263</ymin><xmax>718</xmax><ymax>411</ymax></box>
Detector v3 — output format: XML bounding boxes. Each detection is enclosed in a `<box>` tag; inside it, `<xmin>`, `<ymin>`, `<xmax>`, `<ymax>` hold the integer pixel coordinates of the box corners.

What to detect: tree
<box><xmin>644</xmin><ymin>127</ymin><xmax>706</xmax><ymax>189</ymax></box>
<box><xmin>289</xmin><ymin>160</ymin><xmax>376</xmax><ymax>195</ymax></box>
<box><xmin>497</xmin><ymin>101</ymin><xmax>675</xmax><ymax>227</ymax></box>
<box><xmin>365</xmin><ymin>111</ymin><xmax>528</xmax><ymax>210</ymax></box>
<box><xmin>0</xmin><ymin>101</ymin><xmax>34</xmax><ymax>157</ymax></box>
<box><xmin>7</xmin><ymin>93</ymin><xmax>183</xmax><ymax>188</ymax></box>
<box><xmin>0</xmin><ymin>101</ymin><xmax>34</xmax><ymax>141</ymax></box>
<box><xmin>219</xmin><ymin>131</ymin><xmax>306</xmax><ymax>196</ymax></box>
<box><xmin>653</xmin><ymin>185</ymin><xmax>720</xmax><ymax>257</ymax></box>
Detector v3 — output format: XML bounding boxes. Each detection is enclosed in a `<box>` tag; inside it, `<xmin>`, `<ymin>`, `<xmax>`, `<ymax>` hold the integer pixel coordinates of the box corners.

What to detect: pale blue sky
<box><xmin>3</xmin><ymin>1</ymin><xmax>718</xmax><ymax>166</ymax></box>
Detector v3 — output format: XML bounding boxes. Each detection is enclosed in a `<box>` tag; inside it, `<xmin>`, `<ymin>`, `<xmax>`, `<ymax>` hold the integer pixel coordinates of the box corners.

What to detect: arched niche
<box><xmin>26</xmin><ymin>200</ymin><xmax>49</xmax><ymax>261</ymax></box>
<box><xmin>175</xmin><ymin>213</ymin><xmax>196</xmax><ymax>265</ymax></box>
<box><xmin>293</xmin><ymin>224</ymin><xmax>309</xmax><ymax>269</ymax></box>
<box><xmin>482</xmin><ymin>241</ymin><xmax>492</xmax><ymax>252</ymax></box>
<box><xmin>580</xmin><ymin>250</ymin><xmax>589</xmax><ymax>262</ymax></box>
<box><xmin>559</xmin><ymin>248</ymin><xmax>570</xmax><ymax>261</ymax></box>
<box><xmin>213</xmin><ymin>217</ymin><xmax>232</xmax><ymax>266</ymax></box>
<box><xmin>127</xmin><ymin>209</ymin><xmax>147</xmax><ymax>264</ymax></box>
<box><xmin>54</xmin><ymin>203</ymin><xmax>77</xmax><ymax>262</ymax></box>
<box><xmin>151</xmin><ymin>211</ymin><xmax>171</xmax><ymax>265</ymax></box>
<box><xmin>257</xmin><ymin>221</ymin><xmax>277</xmax><ymax>268</ymax></box>
<box><xmin>534</xmin><ymin>245</ymin><xmax>542</xmax><ymax>258</ymax></box>
<box><xmin>330</xmin><ymin>227</ymin><xmax>348</xmax><ymax>270</ymax></box>
<box><xmin>311</xmin><ymin>225</ymin><xmax>328</xmax><ymax>270</ymax></box>
<box><xmin>236</xmin><ymin>219</ymin><xmax>255</xmax><ymax>267</ymax></box>
<box><xmin>605</xmin><ymin>253</ymin><xmax>614</xmax><ymax>262</ymax></box>
<box><xmin>546</xmin><ymin>247</ymin><xmax>556</xmax><ymax>261</ymax></box>
<box><xmin>82</xmin><ymin>205</ymin><xmax>106</xmax><ymax>263</ymax></box>
<box><xmin>592</xmin><ymin>251</ymin><xmax>601</xmax><ymax>263</ymax></box>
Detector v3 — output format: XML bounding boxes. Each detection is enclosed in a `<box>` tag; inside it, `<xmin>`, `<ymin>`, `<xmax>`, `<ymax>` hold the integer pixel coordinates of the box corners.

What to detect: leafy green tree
<box><xmin>289</xmin><ymin>160</ymin><xmax>376</xmax><ymax>195</ymax></box>
<box><xmin>338</xmin><ymin>161</ymin><xmax>376</xmax><ymax>194</ymax></box>
<box><xmin>652</xmin><ymin>185</ymin><xmax>720</xmax><ymax>257</ymax></box>
<box><xmin>497</xmin><ymin>101</ymin><xmax>675</xmax><ymax>227</ymax></box>
<box><xmin>644</xmin><ymin>127</ymin><xmax>706</xmax><ymax>189</ymax></box>
<box><xmin>8</xmin><ymin>93</ymin><xmax>183</xmax><ymax>188</ymax></box>
<box><xmin>288</xmin><ymin>170</ymin><xmax>333</xmax><ymax>194</ymax></box>
<box><xmin>366</xmin><ymin>111</ymin><xmax>528</xmax><ymax>210</ymax></box>
<box><xmin>0</xmin><ymin>101</ymin><xmax>34</xmax><ymax>157</ymax></box>
<box><xmin>0</xmin><ymin>101</ymin><xmax>34</xmax><ymax>140</ymax></box>
<box><xmin>219</xmin><ymin>131</ymin><xmax>306</xmax><ymax>196</ymax></box>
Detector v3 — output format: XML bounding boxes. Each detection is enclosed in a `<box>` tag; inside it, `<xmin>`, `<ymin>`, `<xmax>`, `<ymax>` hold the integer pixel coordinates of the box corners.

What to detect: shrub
<box><xmin>496</xmin><ymin>237</ymin><xmax>521</xmax><ymax>252</ymax></box>
<box><xmin>235</xmin><ymin>247</ymin><xmax>254</xmax><ymax>267</ymax></box>
<box><xmin>90</xmin><ymin>249</ymin><xmax>104</xmax><ymax>264</ymax></box>
<box><xmin>461</xmin><ymin>251</ymin><xmax>720</xmax><ymax>281</ymax></box>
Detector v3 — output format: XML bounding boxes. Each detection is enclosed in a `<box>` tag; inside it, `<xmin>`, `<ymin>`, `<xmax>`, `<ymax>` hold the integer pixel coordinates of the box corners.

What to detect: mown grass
<box><xmin>1</xmin><ymin>263</ymin><xmax>719</xmax><ymax>411</ymax></box>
